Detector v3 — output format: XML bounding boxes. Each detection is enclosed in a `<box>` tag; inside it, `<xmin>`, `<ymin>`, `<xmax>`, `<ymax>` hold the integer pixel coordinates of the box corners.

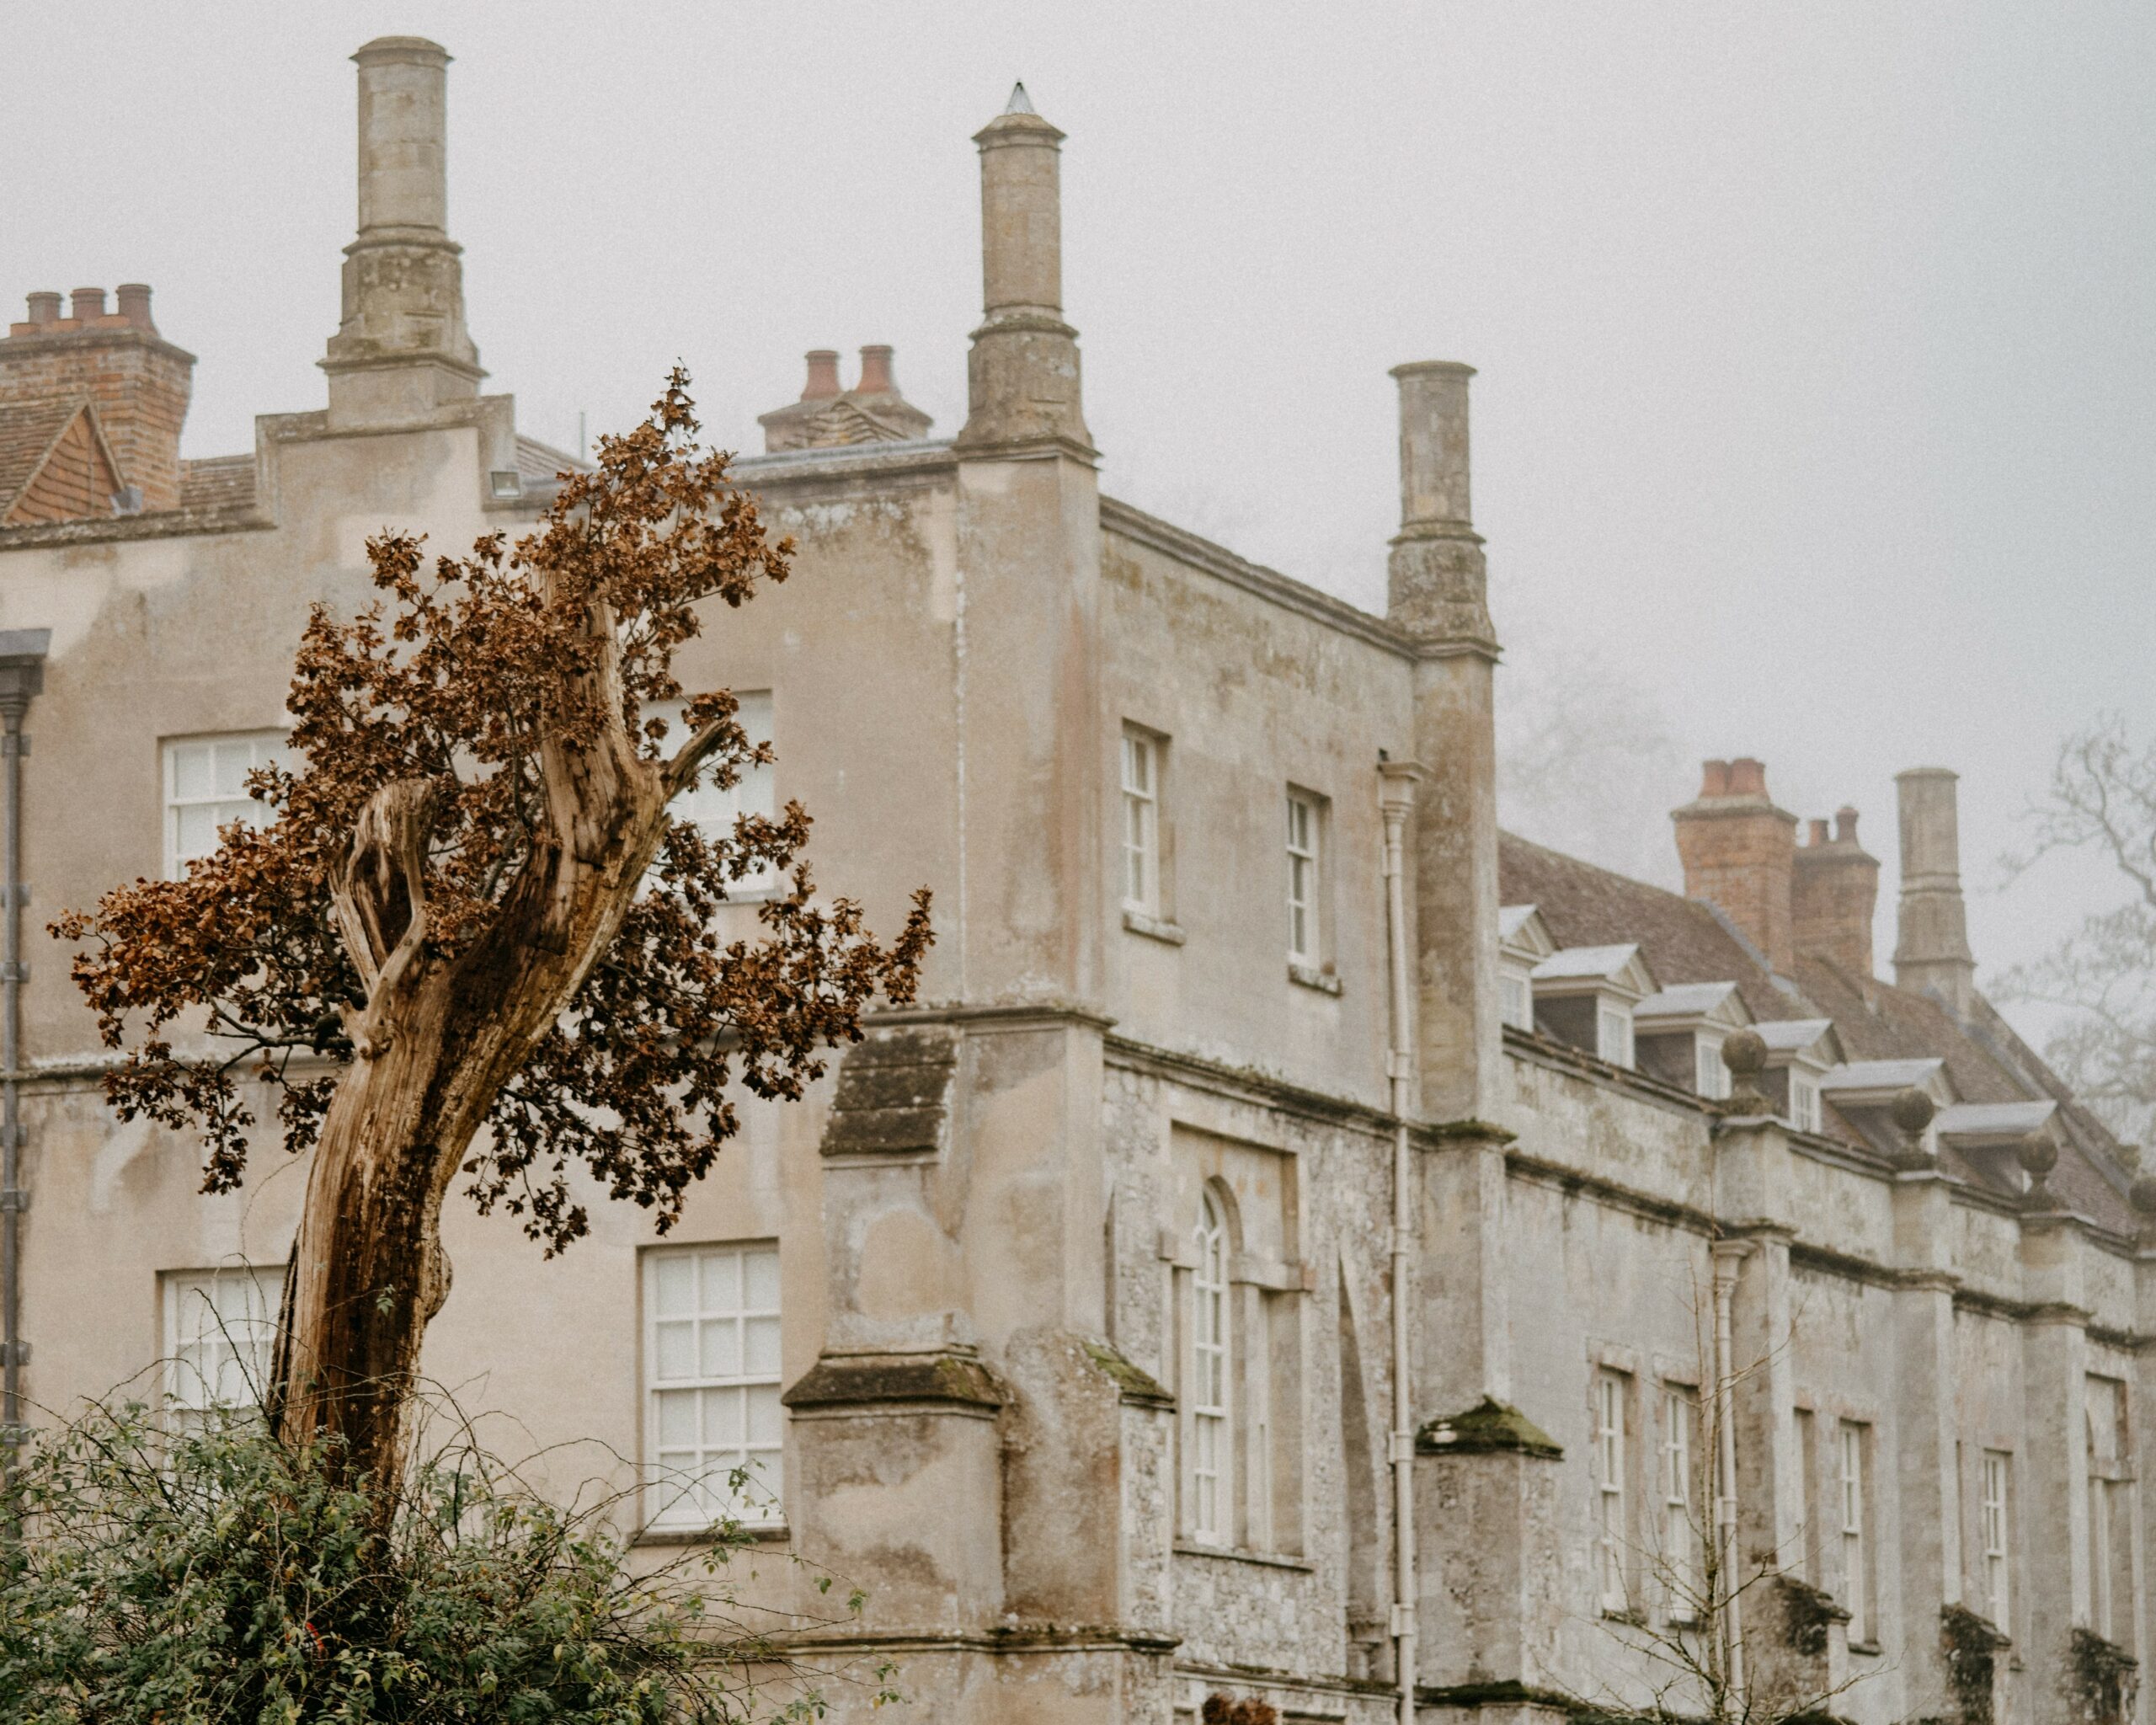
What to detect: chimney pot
<box><xmin>1835</xmin><ymin>805</ymin><xmax>1859</xmax><ymax>844</ymax></box>
<box><xmin>802</xmin><ymin>350</ymin><xmax>841</xmax><ymax>400</ymax></box>
<box><xmin>1700</xmin><ymin>759</ymin><xmax>1732</xmax><ymax>797</ymax></box>
<box><xmin>1809</xmin><ymin>818</ymin><xmax>1830</xmax><ymax>847</ymax></box>
<box><xmin>70</xmin><ymin>287</ymin><xmax>106</xmax><ymax>324</ymax></box>
<box><xmin>25</xmin><ymin>292</ymin><xmax>61</xmax><ymax>326</ymax></box>
<box><xmin>857</xmin><ymin>344</ymin><xmax>895</xmax><ymax>396</ymax></box>
<box><xmin>1728</xmin><ymin>757</ymin><xmax>1768</xmax><ymax>798</ymax></box>
<box><xmin>114</xmin><ymin>284</ymin><xmax>154</xmax><ymax>331</ymax></box>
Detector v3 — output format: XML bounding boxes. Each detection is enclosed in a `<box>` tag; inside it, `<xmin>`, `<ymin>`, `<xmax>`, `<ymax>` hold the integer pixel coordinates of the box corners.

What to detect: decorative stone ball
<box><xmin>2015</xmin><ymin>1135</ymin><xmax>2057</xmax><ymax>1183</ymax></box>
<box><xmin>2131</xmin><ymin>1172</ymin><xmax>2156</xmax><ymax>1217</ymax></box>
<box><xmin>1721</xmin><ymin>1028</ymin><xmax>1767</xmax><ymax>1081</ymax></box>
<box><xmin>1889</xmin><ymin>1087</ymin><xmax>1936</xmax><ymax>1137</ymax></box>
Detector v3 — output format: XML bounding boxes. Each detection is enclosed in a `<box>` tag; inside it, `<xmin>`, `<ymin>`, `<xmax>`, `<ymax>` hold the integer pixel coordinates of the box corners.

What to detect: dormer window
<box><xmin>1529</xmin><ymin>943</ymin><xmax>1657</xmax><ymax>1071</ymax></box>
<box><xmin>1498</xmin><ymin>905</ymin><xmax>1557</xmax><ymax>1035</ymax></box>
<box><xmin>1752</xmin><ymin>1019</ymin><xmax>1843</xmax><ymax>1135</ymax></box>
<box><xmin>1633</xmin><ymin>980</ymin><xmax>1750</xmax><ymax>1100</ymax></box>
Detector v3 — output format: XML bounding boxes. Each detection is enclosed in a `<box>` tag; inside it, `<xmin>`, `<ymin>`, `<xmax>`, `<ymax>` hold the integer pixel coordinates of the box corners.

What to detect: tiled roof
<box><xmin>1498</xmin><ymin>830</ymin><xmax>2137</xmax><ymax>1234</ymax></box>
<box><xmin>515</xmin><ymin>435</ymin><xmax>587</xmax><ymax>486</ymax></box>
<box><xmin>1500</xmin><ymin>833</ymin><xmax>1793</xmax><ymax>1022</ymax></box>
<box><xmin>0</xmin><ymin>397</ymin><xmax>87</xmax><ymax>515</ymax></box>
<box><xmin>177</xmin><ymin>454</ymin><xmax>255</xmax><ymax>512</ymax></box>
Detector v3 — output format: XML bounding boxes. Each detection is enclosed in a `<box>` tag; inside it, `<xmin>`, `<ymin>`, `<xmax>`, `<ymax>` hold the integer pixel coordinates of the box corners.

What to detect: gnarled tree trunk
<box><xmin>270</xmin><ymin>604</ymin><xmax>673</xmax><ymax>1493</ymax></box>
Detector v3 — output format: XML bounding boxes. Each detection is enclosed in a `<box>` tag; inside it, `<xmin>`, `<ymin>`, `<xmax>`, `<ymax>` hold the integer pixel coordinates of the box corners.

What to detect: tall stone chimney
<box><xmin>1893</xmin><ymin>767</ymin><xmax>1975</xmax><ymax>1016</ymax></box>
<box><xmin>1</xmin><ymin>284</ymin><xmax>194</xmax><ymax>511</ymax></box>
<box><xmin>320</xmin><ymin>37</ymin><xmax>483</xmax><ymax>428</ymax></box>
<box><xmin>955</xmin><ymin>83</ymin><xmax>1091</xmax><ymax>455</ymax></box>
<box><xmin>1791</xmin><ymin>804</ymin><xmax>1880</xmax><ymax>980</ymax></box>
<box><xmin>1390</xmin><ymin>360</ymin><xmax>1501</xmax><ymax>1121</ymax></box>
<box><xmin>1672</xmin><ymin>758</ymin><xmax>1799</xmax><ymax>973</ymax></box>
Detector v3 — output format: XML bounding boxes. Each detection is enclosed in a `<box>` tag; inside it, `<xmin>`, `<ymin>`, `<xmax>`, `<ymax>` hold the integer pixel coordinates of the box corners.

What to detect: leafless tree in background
<box><xmin>1997</xmin><ymin>715</ymin><xmax>2156</xmax><ymax>1151</ymax></box>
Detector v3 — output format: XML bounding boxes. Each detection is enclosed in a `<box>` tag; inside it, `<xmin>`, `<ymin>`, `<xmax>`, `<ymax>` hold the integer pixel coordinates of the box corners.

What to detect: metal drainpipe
<box><xmin>1710</xmin><ymin>1240</ymin><xmax>1752</xmax><ymax>1704</ymax></box>
<box><xmin>0</xmin><ymin>630</ymin><xmax>49</xmax><ymax>1449</ymax></box>
<box><xmin>1378</xmin><ymin>759</ymin><xmax>1420</xmax><ymax>1725</ymax></box>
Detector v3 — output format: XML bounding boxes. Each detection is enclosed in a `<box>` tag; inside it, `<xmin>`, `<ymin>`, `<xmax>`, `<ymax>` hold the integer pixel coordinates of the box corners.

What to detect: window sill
<box><xmin>634</xmin><ymin>1521</ymin><xmax>789</xmax><ymax>1549</ymax></box>
<box><xmin>1123</xmin><ymin>908</ymin><xmax>1186</xmax><ymax>946</ymax></box>
<box><xmin>1173</xmin><ymin>1541</ymin><xmax>1313</xmax><ymax>1573</ymax></box>
<box><xmin>1287</xmin><ymin>960</ymin><xmax>1341</xmax><ymax>996</ymax></box>
<box><xmin>1849</xmin><ymin>1639</ymin><xmax>1882</xmax><ymax>1658</ymax></box>
<box><xmin>1599</xmin><ymin>1606</ymin><xmax>1647</xmax><ymax>1626</ymax></box>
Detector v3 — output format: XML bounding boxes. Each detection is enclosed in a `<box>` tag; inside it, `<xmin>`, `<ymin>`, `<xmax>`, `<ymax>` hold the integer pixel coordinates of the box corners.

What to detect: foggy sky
<box><xmin>8</xmin><ymin>3</ymin><xmax>2153</xmax><ymax>1041</ymax></box>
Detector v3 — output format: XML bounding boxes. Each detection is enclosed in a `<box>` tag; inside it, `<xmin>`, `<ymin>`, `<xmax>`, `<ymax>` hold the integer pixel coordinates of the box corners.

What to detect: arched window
<box><xmin>1192</xmin><ymin>1188</ymin><xmax>1231</xmax><ymax>1544</ymax></box>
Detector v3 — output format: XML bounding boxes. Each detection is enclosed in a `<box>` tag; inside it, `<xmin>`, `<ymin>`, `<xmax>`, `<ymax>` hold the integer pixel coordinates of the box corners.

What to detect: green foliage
<box><xmin>0</xmin><ymin>1401</ymin><xmax>838</xmax><ymax>1724</ymax></box>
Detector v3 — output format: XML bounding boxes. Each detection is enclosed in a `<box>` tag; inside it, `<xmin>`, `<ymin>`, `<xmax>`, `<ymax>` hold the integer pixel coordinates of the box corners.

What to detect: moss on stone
<box><xmin>1417</xmin><ymin>1396</ymin><xmax>1563</xmax><ymax>1459</ymax></box>
<box><xmin>1082</xmin><ymin>1339</ymin><xmax>1174</xmax><ymax>1409</ymax></box>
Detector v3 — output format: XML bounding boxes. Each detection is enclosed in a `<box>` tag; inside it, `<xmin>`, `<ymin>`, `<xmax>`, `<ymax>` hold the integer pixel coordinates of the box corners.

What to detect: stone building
<box><xmin>1</xmin><ymin>35</ymin><xmax>2149</xmax><ymax>1725</ymax></box>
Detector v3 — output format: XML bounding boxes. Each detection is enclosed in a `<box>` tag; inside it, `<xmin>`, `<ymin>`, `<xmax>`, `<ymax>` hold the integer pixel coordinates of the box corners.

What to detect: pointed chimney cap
<box><xmin>1005</xmin><ymin>82</ymin><xmax>1036</xmax><ymax>115</ymax></box>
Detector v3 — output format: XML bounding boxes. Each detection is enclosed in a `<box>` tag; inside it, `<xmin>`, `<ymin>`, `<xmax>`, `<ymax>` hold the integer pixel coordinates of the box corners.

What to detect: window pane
<box><xmin>657</xmin><ymin>1389</ymin><xmax>696</xmax><ymax>1447</ymax></box>
<box><xmin>746</xmin><ymin>1383</ymin><xmax>783</xmax><ymax>1445</ymax></box>
<box><xmin>743</xmin><ymin>1247</ymin><xmax>781</xmax><ymax>1311</ymax></box>
<box><xmin>655</xmin><ymin>1320</ymin><xmax>696</xmax><ymax>1380</ymax></box>
<box><xmin>744</xmin><ymin>1314</ymin><xmax>781</xmax><ymax>1376</ymax></box>
<box><xmin>654</xmin><ymin>1255</ymin><xmax>695</xmax><ymax>1316</ymax></box>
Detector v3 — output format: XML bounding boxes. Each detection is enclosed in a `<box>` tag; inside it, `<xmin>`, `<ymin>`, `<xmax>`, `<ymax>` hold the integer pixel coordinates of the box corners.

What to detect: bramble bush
<box><xmin>0</xmin><ymin>1398</ymin><xmax>866</xmax><ymax>1723</ymax></box>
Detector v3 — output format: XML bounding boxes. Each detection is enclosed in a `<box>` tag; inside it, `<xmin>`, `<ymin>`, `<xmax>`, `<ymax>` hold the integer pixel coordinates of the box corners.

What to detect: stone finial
<box><xmin>956</xmin><ymin>86</ymin><xmax>1091</xmax><ymax>455</ymax></box>
<box><xmin>1890</xmin><ymin>1087</ymin><xmax>1936</xmax><ymax>1168</ymax></box>
<box><xmin>2016</xmin><ymin>1133</ymin><xmax>2057</xmax><ymax>1202</ymax></box>
<box><xmin>1721</xmin><ymin>1028</ymin><xmax>1770</xmax><ymax>1114</ymax></box>
<box><xmin>2131</xmin><ymin>1173</ymin><xmax>2156</xmax><ymax>1244</ymax></box>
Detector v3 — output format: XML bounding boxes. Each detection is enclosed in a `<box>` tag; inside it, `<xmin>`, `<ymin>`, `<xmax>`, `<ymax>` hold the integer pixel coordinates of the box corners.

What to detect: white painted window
<box><xmin>1840</xmin><ymin>1421</ymin><xmax>1870</xmax><ymax>1642</ymax></box>
<box><xmin>1285</xmin><ymin>790</ymin><xmax>1319</xmax><ymax>962</ymax></box>
<box><xmin>1788</xmin><ymin>1073</ymin><xmax>1822</xmax><ymax>1135</ymax></box>
<box><xmin>1791</xmin><ymin>1407</ymin><xmax>1816</xmax><ymax>1582</ymax></box>
<box><xmin>1596</xmin><ymin>1370</ymin><xmax>1630</xmax><ymax>1612</ymax></box>
<box><xmin>1695</xmin><ymin>1038</ymin><xmax>1730</xmax><ymax>1100</ymax></box>
<box><xmin>1662</xmin><ymin>1384</ymin><xmax>1700</xmax><ymax>1618</ymax></box>
<box><xmin>643</xmin><ymin>1242</ymin><xmax>783</xmax><ymax>1530</ymax></box>
<box><xmin>1500</xmin><ymin>972</ymin><xmax>1534</xmax><ymax>1032</ymax></box>
<box><xmin>1191</xmin><ymin>1188</ymin><xmax>1230</xmax><ymax>1545</ymax></box>
<box><xmin>1121</xmin><ymin>729</ymin><xmax>1160</xmax><ymax>914</ymax></box>
<box><xmin>650</xmin><ymin>692</ymin><xmax>776</xmax><ymax>894</ymax></box>
<box><xmin>2084</xmin><ymin>1377</ymin><xmax>2127</xmax><ymax>1641</ymax></box>
<box><xmin>162</xmin><ymin>1267</ymin><xmax>279</xmax><ymax>1432</ymax></box>
<box><xmin>1598</xmin><ymin>1005</ymin><xmax>1634</xmax><ymax>1069</ymax></box>
<box><xmin>163</xmin><ymin>732</ymin><xmax>284</xmax><ymax>878</ymax></box>
<box><xmin>1981</xmin><ymin>1450</ymin><xmax>2011</xmax><ymax>1631</ymax></box>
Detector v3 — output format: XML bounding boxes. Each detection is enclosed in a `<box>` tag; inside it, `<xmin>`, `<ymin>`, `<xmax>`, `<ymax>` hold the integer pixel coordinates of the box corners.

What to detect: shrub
<box><xmin>0</xmin><ymin>1399</ymin><xmax>862</xmax><ymax>1723</ymax></box>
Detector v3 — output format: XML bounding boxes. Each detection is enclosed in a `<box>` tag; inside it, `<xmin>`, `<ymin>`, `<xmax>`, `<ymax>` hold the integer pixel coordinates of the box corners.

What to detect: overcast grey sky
<box><xmin>8</xmin><ymin>3</ymin><xmax>2153</xmax><ymax>1035</ymax></box>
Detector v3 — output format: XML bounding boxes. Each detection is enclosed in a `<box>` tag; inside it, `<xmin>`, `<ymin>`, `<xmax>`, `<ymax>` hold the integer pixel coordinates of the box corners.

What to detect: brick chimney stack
<box><xmin>2</xmin><ymin>283</ymin><xmax>195</xmax><ymax>512</ymax></box>
<box><xmin>1672</xmin><ymin>758</ymin><xmax>1800</xmax><ymax>973</ymax></box>
<box><xmin>956</xmin><ymin>83</ymin><xmax>1091</xmax><ymax>455</ymax></box>
<box><xmin>1893</xmin><ymin>767</ymin><xmax>1976</xmax><ymax>1016</ymax></box>
<box><xmin>1792</xmin><ymin>803</ymin><xmax>1880</xmax><ymax>980</ymax></box>
<box><xmin>320</xmin><ymin>36</ymin><xmax>483</xmax><ymax>428</ymax></box>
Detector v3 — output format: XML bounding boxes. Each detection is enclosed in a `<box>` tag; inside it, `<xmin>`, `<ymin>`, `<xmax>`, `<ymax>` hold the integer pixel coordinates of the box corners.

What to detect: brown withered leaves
<box><xmin>55</xmin><ymin>371</ymin><xmax>931</xmax><ymax>1254</ymax></box>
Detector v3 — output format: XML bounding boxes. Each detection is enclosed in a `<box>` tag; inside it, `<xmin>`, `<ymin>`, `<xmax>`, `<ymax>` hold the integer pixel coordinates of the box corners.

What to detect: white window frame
<box><xmin>1190</xmin><ymin>1188</ymin><xmax>1231</xmax><ymax>1545</ymax></box>
<box><xmin>162</xmin><ymin>1267</ymin><xmax>280</xmax><ymax>1431</ymax></box>
<box><xmin>1840</xmin><ymin>1421</ymin><xmax>1870</xmax><ymax>1642</ymax></box>
<box><xmin>1285</xmin><ymin>789</ymin><xmax>1320</xmax><ymax>963</ymax></box>
<box><xmin>1121</xmin><ymin>729</ymin><xmax>1161</xmax><ymax>915</ymax></box>
<box><xmin>163</xmin><ymin>731</ymin><xmax>285</xmax><ymax>879</ymax></box>
<box><xmin>1598</xmin><ymin>1003</ymin><xmax>1635</xmax><ymax>1069</ymax></box>
<box><xmin>1981</xmin><ymin>1449</ymin><xmax>2011</xmax><ymax>1631</ymax></box>
<box><xmin>1789</xmin><ymin>1072</ymin><xmax>1822</xmax><ymax>1135</ymax></box>
<box><xmin>1597</xmin><ymin>1370</ymin><xmax>1630</xmax><ymax>1612</ymax></box>
<box><xmin>1695</xmin><ymin>1037</ymin><xmax>1730</xmax><ymax>1100</ymax></box>
<box><xmin>643</xmin><ymin>1242</ymin><xmax>784</xmax><ymax>1531</ymax></box>
<box><xmin>1791</xmin><ymin>1407</ymin><xmax>1816</xmax><ymax>1582</ymax></box>
<box><xmin>1662</xmin><ymin>1383</ymin><xmax>1700</xmax><ymax>1620</ymax></box>
<box><xmin>651</xmin><ymin>692</ymin><xmax>776</xmax><ymax>896</ymax></box>
<box><xmin>1500</xmin><ymin>970</ymin><xmax>1534</xmax><ymax>1032</ymax></box>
